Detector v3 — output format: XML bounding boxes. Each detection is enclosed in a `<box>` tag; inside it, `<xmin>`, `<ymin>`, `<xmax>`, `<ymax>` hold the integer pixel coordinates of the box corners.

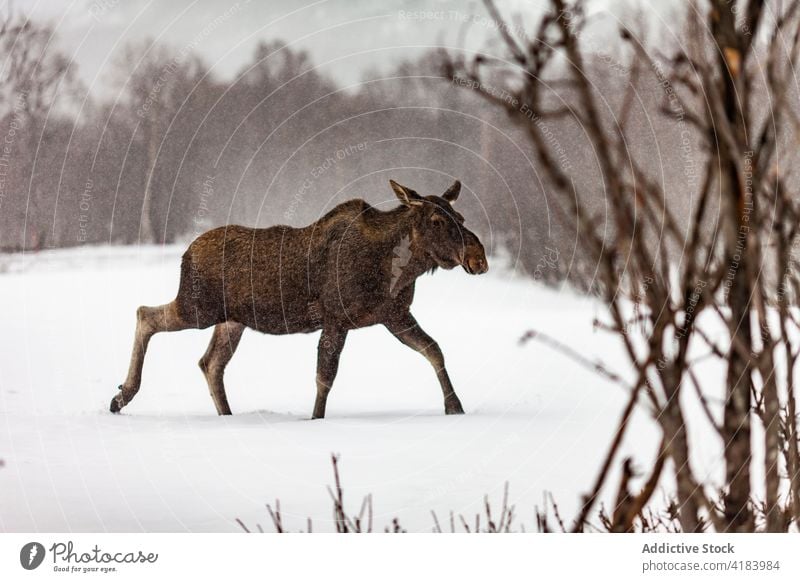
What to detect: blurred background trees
<box><xmin>0</xmin><ymin>0</ymin><xmax>690</xmax><ymax>283</ymax></box>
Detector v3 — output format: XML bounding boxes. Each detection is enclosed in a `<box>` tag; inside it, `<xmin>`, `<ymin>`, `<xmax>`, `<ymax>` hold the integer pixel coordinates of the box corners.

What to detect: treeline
<box><xmin>0</xmin><ymin>12</ymin><xmax>704</xmax><ymax>283</ymax></box>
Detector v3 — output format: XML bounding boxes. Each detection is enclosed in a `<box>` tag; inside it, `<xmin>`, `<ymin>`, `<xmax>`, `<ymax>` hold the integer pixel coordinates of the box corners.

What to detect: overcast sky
<box><xmin>12</xmin><ymin>0</ymin><xmax>682</xmax><ymax>95</ymax></box>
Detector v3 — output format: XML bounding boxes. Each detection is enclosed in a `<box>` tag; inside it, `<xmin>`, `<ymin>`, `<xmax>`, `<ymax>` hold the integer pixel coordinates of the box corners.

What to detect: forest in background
<box><xmin>0</xmin><ymin>4</ymin><xmax>712</xmax><ymax>285</ymax></box>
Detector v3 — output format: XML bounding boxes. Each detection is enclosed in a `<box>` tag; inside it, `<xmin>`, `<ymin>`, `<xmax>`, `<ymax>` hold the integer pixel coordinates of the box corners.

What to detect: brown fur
<box><xmin>111</xmin><ymin>180</ymin><xmax>488</xmax><ymax>418</ymax></box>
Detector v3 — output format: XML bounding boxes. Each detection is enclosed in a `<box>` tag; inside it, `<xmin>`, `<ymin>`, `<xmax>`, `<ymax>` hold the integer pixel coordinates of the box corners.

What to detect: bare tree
<box><xmin>447</xmin><ymin>0</ymin><xmax>800</xmax><ymax>532</ymax></box>
<box><xmin>113</xmin><ymin>40</ymin><xmax>209</xmax><ymax>244</ymax></box>
<box><xmin>0</xmin><ymin>7</ymin><xmax>79</xmax><ymax>249</ymax></box>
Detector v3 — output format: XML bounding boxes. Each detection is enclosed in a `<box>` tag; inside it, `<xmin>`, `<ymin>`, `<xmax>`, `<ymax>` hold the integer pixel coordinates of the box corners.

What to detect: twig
<box><xmin>519</xmin><ymin>329</ymin><xmax>630</xmax><ymax>389</ymax></box>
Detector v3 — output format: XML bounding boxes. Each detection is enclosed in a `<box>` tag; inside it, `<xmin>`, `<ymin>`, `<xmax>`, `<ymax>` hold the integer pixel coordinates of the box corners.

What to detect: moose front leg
<box><xmin>111</xmin><ymin>301</ymin><xmax>193</xmax><ymax>413</ymax></box>
<box><xmin>385</xmin><ymin>314</ymin><xmax>465</xmax><ymax>415</ymax></box>
<box><xmin>313</xmin><ymin>326</ymin><xmax>348</xmax><ymax>419</ymax></box>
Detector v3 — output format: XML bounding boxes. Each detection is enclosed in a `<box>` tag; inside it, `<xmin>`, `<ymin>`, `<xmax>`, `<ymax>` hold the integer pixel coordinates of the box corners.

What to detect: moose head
<box><xmin>389</xmin><ymin>179</ymin><xmax>488</xmax><ymax>275</ymax></box>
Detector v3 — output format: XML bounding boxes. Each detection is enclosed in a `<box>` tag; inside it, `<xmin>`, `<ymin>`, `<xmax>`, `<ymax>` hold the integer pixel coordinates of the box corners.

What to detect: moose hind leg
<box><xmin>385</xmin><ymin>314</ymin><xmax>465</xmax><ymax>415</ymax></box>
<box><xmin>111</xmin><ymin>301</ymin><xmax>194</xmax><ymax>413</ymax></box>
<box><xmin>313</xmin><ymin>327</ymin><xmax>348</xmax><ymax>419</ymax></box>
<box><xmin>199</xmin><ymin>321</ymin><xmax>245</xmax><ymax>415</ymax></box>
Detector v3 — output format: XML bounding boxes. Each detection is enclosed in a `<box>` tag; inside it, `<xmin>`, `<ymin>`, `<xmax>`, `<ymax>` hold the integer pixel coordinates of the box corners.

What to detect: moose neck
<box><xmin>386</xmin><ymin>211</ymin><xmax>437</xmax><ymax>296</ymax></box>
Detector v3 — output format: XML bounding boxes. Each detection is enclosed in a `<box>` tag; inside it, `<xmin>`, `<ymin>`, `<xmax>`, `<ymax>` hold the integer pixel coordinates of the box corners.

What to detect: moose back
<box><xmin>111</xmin><ymin>179</ymin><xmax>488</xmax><ymax>418</ymax></box>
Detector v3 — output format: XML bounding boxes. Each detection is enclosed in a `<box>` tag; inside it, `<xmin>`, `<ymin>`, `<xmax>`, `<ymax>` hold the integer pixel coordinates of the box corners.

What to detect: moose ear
<box><xmin>442</xmin><ymin>180</ymin><xmax>461</xmax><ymax>203</ymax></box>
<box><xmin>389</xmin><ymin>180</ymin><xmax>423</xmax><ymax>206</ymax></box>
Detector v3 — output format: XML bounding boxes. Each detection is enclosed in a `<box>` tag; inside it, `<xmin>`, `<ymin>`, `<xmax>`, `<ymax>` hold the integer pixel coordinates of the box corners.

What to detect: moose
<box><xmin>110</xmin><ymin>179</ymin><xmax>488</xmax><ymax>418</ymax></box>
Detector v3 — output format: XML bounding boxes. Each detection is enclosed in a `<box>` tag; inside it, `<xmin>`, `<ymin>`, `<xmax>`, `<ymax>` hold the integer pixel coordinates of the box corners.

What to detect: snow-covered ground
<box><xmin>0</xmin><ymin>245</ymin><xmax>668</xmax><ymax>532</ymax></box>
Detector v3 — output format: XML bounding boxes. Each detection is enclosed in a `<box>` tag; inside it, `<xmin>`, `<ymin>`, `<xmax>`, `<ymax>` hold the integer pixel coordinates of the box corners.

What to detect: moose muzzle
<box><xmin>462</xmin><ymin>238</ymin><xmax>488</xmax><ymax>275</ymax></box>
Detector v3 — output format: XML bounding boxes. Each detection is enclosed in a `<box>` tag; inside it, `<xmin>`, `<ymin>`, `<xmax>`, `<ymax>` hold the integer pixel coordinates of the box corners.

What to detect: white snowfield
<box><xmin>1</xmin><ymin>245</ymin><xmax>683</xmax><ymax>533</ymax></box>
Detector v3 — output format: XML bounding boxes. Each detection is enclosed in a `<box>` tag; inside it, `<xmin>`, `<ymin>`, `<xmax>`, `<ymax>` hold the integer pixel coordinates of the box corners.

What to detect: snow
<box><xmin>0</xmin><ymin>244</ymin><xmax>665</xmax><ymax>532</ymax></box>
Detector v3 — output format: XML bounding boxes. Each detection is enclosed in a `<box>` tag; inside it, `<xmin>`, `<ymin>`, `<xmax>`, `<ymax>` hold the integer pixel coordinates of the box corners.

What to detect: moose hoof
<box><xmin>444</xmin><ymin>397</ymin><xmax>465</xmax><ymax>415</ymax></box>
<box><xmin>109</xmin><ymin>387</ymin><xmax>126</xmax><ymax>414</ymax></box>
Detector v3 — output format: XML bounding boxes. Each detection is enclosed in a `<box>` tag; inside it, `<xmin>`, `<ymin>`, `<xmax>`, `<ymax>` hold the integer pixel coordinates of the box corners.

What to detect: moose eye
<box><xmin>431</xmin><ymin>215</ymin><xmax>446</xmax><ymax>227</ymax></box>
